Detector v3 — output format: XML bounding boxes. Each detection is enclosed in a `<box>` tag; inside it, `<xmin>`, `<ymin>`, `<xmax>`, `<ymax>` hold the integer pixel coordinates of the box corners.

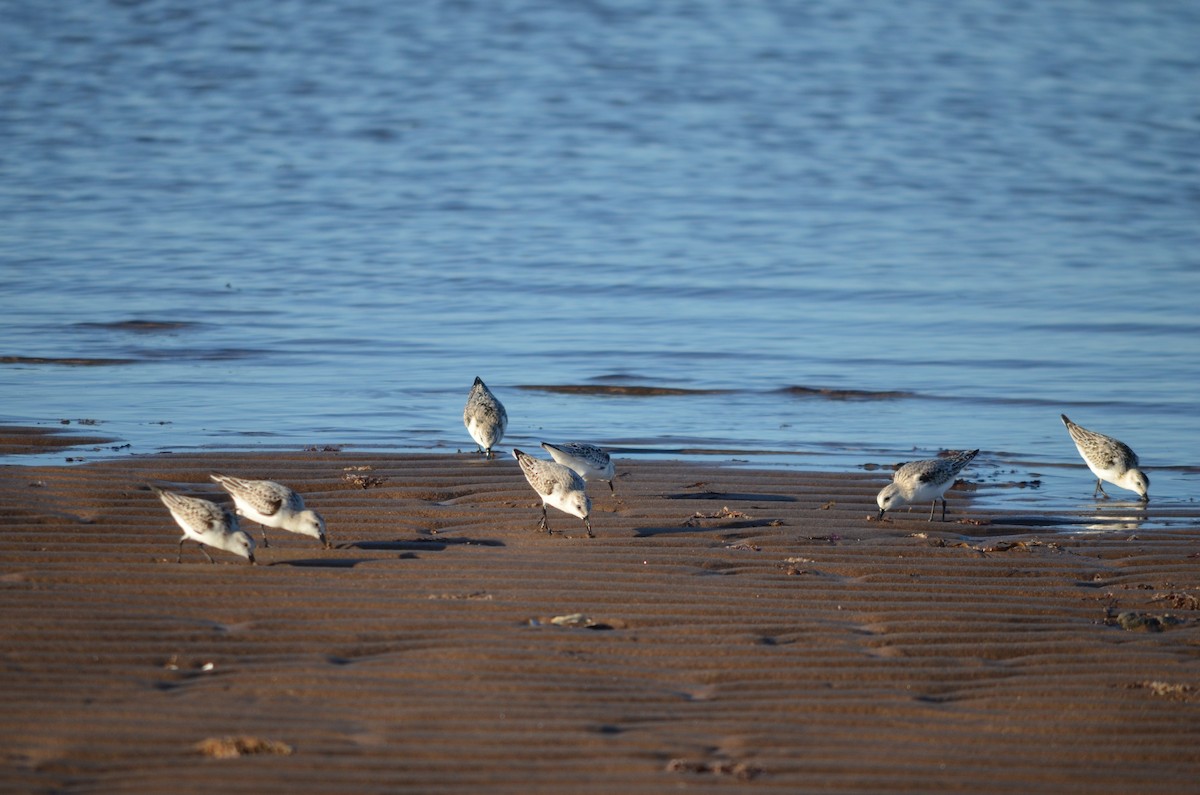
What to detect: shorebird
<box><xmin>513</xmin><ymin>449</ymin><xmax>593</xmax><ymax>537</ymax></box>
<box><xmin>875</xmin><ymin>449</ymin><xmax>980</xmax><ymax>522</ymax></box>
<box><xmin>1060</xmin><ymin>414</ymin><xmax>1149</xmax><ymax>501</ymax></box>
<box><xmin>540</xmin><ymin>441</ymin><xmax>616</xmax><ymax>495</ymax></box>
<box><xmin>463</xmin><ymin>376</ymin><xmax>507</xmax><ymax>460</ymax></box>
<box><xmin>210</xmin><ymin>473</ymin><xmax>329</xmax><ymax>548</ymax></box>
<box><xmin>151</xmin><ymin>486</ymin><xmax>256</xmax><ymax>564</ymax></box>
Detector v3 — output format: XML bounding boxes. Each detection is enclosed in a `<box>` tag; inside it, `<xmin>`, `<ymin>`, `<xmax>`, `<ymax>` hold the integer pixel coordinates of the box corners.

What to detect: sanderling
<box><xmin>1060</xmin><ymin>414</ymin><xmax>1149</xmax><ymax>502</ymax></box>
<box><xmin>151</xmin><ymin>486</ymin><xmax>256</xmax><ymax>564</ymax></box>
<box><xmin>875</xmin><ymin>449</ymin><xmax>979</xmax><ymax>522</ymax></box>
<box><xmin>210</xmin><ymin>473</ymin><xmax>329</xmax><ymax>548</ymax></box>
<box><xmin>463</xmin><ymin>376</ymin><xmax>508</xmax><ymax>460</ymax></box>
<box><xmin>513</xmin><ymin>449</ymin><xmax>593</xmax><ymax>537</ymax></box>
<box><xmin>540</xmin><ymin>441</ymin><xmax>616</xmax><ymax>494</ymax></box>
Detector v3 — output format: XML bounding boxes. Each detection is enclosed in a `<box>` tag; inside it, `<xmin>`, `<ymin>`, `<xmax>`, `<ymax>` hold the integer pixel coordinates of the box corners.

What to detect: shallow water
<box><xmin>2</xmin><ymin>1</ymin><xmax>1198</xmax><ymax>518</ymax></box>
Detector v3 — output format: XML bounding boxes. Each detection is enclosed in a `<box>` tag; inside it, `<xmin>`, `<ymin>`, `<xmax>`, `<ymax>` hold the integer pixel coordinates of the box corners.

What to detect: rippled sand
<box><xmin>2</xmin><ymin>430</ymin><xmax>1198</xmax><ymax>793</ymax></box>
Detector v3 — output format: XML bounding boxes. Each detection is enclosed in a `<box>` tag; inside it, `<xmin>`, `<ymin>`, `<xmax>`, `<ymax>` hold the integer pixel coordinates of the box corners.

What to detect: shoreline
<box><xmin>2</xmin><ymin>440</ymin><xmax>1198</xmax><ymax>793</ymax></box>
<box><xmin>3</xmin><ymin>422</ymin><xmax>1189</xmax><ymax>523</ymax></box>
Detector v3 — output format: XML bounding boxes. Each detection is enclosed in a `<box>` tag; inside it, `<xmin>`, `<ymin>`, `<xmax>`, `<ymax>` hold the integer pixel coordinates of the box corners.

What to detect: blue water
<box><xmin>2</xmin><ymin>1</ymin><xmax>1198</xmax><ymax>516</ymax></box>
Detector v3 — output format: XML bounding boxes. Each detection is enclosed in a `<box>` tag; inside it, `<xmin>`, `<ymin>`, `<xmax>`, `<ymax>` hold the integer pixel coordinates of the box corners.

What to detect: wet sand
<box><xmin>2</xmin><ymin>434</ymin><xmax>1198</xmax><ymax>793</ymax></box>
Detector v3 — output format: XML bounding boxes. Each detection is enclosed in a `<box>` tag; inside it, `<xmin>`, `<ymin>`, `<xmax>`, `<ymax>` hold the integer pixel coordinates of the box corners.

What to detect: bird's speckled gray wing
<box><xmin>464</xmin><ymin>379</ymin><xmax>507</xmax><ymax>424</ymax></box>
<box><xmin>155</xmin><ymin>487</ymin><xmax>235</xmax><ymax>534</ymax></box>
<box><xmin>213</xmin><ymin>474</ymin><xmax>300</xmax><ymax>517</ymax></box>
<box><xmin>516</xmin><ymin>450</ymin><xmax>583</xmax><ymax>496</ymax></box>
<box><xmin>903</xmin><ymin>449</ymin><xmax>977</xmax><ymax>487</ymax></box>
<box><xmin>1063</xmin><ymin>417</ymin><xmax>1139</xmax><ymax>470</ymax></box>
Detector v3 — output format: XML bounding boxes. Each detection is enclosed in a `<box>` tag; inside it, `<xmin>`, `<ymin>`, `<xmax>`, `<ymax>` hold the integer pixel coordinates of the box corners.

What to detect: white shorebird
<box><xmin>513</xmin><ymin>449</ymin><xmax>593</xmax><ymax>537</ymax></box>
<box><xmin>463</xmin><ymin>376</ymin><xmax>508</xmax><ymax>460</ymax></box>
<box><xmin>540</xmin><ymin>441</ymin><xmax>616</xmax><ymax>494</ymax></box>
<box><xmin>1060</xmin><ymin>414</ymin><xmax>1149</xmax><ymax>502</ymax></box>
<box><xmin>875</xmin><ymin>449</ymin><xmax>980</xmax><ymax>522</ymax></box>
<box><xmin>151</xmin><ymin>486</ymin><xmax>256</xmax><ymax>564</ymax></box>
<box><xmin>210</xmin><ymin>473</ymin><xmax>329</xmax><ymax>548</ymax></box>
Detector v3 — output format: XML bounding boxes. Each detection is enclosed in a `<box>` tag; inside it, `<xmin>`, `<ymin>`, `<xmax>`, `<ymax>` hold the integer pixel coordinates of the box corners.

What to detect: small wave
<box><xmin>517</xmin><ymin>384</ymin><xmax>732</xmax><ymax>396</ymax></box>
<box><xmin>589</xmin><ymin>373</ymin><xmax>661</xmax><ymax>383</ymax></box>
<box><xmin>1</xmin><ymin>355</ymin><xmax>136</xmax><ymax>366</ymax></box>
<box><xmin>74</xmin><ymin>320</ymin><xmax>202</xmax><ymax>333</ymax></box>
<box><xmin>138</xmin><ymin>348</ymin><xmax>268</xmax><ymax>362</ymax></box>
<box><xmin>781</xmin><ymin>385</ymin><xmax>917</xmax><ymax>401</ymax></box>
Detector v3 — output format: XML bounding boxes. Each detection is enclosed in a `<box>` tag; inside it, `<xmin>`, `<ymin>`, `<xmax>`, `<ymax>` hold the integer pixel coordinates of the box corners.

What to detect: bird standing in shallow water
<box><xmin>463</xmin><ymin>377</ymin><xmax>507</xmax><ymax>460</ymax></box>
<box><xmin>210</xmin><ymin>473</ymin><xmax>329</xmax><ymax>548</ymax></box>
<box><xmin>151</xmin><ymin>486</ymin><xmax>256</xmax><ymax>564</ymax></box>
<box><xmin>513</xmin><ymin>449</ymin><xmax>593</xmax><ymax>537</ymax></box>
<box><xmin>1060</xmin><ymin>414</ymin><xmax>1149</xmax><ymax>502</ymax></box>
<box><xmin>540</xmin><ymin>441</ymin><xmax>616</xmax><ymax>495</ymax></box>
<box><xmin>875</xmin><ymin>449</ymin><xmax>979</xmax><ymax>522</ymax></box>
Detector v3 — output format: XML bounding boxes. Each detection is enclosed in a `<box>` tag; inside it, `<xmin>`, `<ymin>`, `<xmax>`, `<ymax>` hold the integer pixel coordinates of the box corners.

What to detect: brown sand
<box><xmin>1</xmin><ymin>435</ymin><xmax>1198</xmax><ymax>793</ymax></box>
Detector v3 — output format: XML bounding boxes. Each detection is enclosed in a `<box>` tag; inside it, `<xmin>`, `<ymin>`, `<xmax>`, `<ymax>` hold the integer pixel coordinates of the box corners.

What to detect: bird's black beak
<box><xmin>248</xmin><ymin>554</ymin><xmax>257</xmax><ymax>565</ymax></box>
<box><xmin>876</xmin><ymin>508</ymin><xmax>885</xmax><ymax>520</ymax></box>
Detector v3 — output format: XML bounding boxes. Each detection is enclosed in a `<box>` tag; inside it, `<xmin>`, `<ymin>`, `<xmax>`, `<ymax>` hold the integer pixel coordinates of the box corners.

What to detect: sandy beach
<box><xmin>1</xmin><ymin>428</ymin><xmax>1198</xmax><ymax>793</ymax></box>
